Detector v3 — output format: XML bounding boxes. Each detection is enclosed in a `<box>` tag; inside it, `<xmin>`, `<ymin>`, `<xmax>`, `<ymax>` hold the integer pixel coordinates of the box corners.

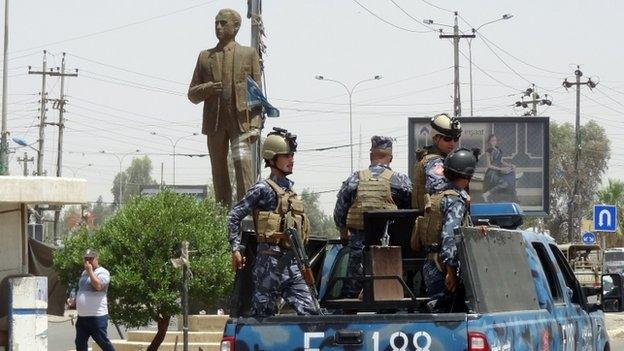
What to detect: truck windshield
<box><xmin>605</xmin><ymin>252</ymin><xmax>624</xmax><ymax>261</ymax></box>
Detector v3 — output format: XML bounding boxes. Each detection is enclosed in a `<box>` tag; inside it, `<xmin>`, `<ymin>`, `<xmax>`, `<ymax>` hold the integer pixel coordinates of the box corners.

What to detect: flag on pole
<box><xmin>246</xmin><ymin>76</ymin><xmax>279</xmax><ymax>118</ymax></box>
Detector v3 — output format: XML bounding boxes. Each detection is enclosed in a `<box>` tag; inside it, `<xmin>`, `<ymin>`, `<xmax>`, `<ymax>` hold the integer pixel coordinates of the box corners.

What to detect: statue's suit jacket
<box><xmin>188</xmin><ymin>42</ymin><xmax>262</xmax><ymax>135</ymax></box>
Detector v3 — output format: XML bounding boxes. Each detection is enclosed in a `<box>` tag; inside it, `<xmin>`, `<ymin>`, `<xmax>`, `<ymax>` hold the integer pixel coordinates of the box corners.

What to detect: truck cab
<box><xmin>222</xmin><ymin>204</ymin><xmax>613</xmax><ymax>350</ymax></box>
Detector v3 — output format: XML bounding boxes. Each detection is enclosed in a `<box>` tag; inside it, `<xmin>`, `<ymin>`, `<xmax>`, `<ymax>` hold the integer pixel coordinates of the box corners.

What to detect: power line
<box><xmin>81</xmin><ymin>73</ymin><xmax>185</xmax><ymax>96</ymax></box>
<box><xmin>351</xmin><ymin>0</ymin><xmax>431</xmax><ymax>33</ymax></box>
<box><xmin>67</xmin><ymin>53</ymin><xmax>187</xmax><ymax>86</ymax></box>
<box><xmin>581</xmin><ymin>92</ymin><xmax>623</xmax><ymax>115</ymax></box>
<box><xmin>80</xmin><ymin>69</ymin><xmax>184</xmax><ymax>92</ymax></box>
<box><xmin>598</xmin><ymin>84</ymin><xmax>624</xmax><ymax>98</ymax></box>
<box><xmin>476</xmin><ymin>32</ymin><xmax>567</xmax><ymax>76</ymax></box>
<box><xmin>457</xmin><ymin>13</ymin><xmax>566</xmax><ymax>76</ymax></box>
<box><xmin>456</xmin><ymin>44</ymin><xmax>521</xmax><ymax>92</ymax></box>
<box><xmin>477</xmin><ymin>35</ymin><xmax>533</xmax><ymax>85</ymax></box>
<box><xmin>11</xmin><ymin>0</ymin><xmax>220</xmax><ymax>55</ymax></box>
<box><xmin>274</xmin><ymin>91</ymin><xmax>514</xmax><ymax>107</ymax></box>
<box><xmin>419</xmin><ymin>0</ymin><xmax>454</xmax><ymax>13</ymax></box>
<box><xmin>389</xmin><ymin>0</ymin><xmax>436</xmax><ymax>31</ymax></box>
<box><xmin>595</xmin><ymin>87</ymin><xmax>624</xmax><ymax>108</ymax></box>
<box><xmin>68</xmin><ymin>97</ymin><xmax>202</xmax><ymax>138</ymax></box>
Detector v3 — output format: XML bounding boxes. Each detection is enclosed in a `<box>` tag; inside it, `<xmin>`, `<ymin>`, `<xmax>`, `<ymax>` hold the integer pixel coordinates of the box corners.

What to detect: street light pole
<box><xmin>150</xmin><ymin>132</ymin><xmax>198</xmax><ymax>186</ymax></box>
<box><xmin>314</xmin><ymin>75</ymin><xmax>382</xmax><ymax>173</ymax></box>
<box><xmin>468</xmin><ymin>14</ymin><xmax>513</xmax><ymax>116</ymax></box>
<box><xmin>70</xmin><ymin>163</ymin><xmax>93</xmax><ymax>177</ymax></box>
<box><xmin>0</xmin><ymin>0</ymin><xmax>9</xmax><ymax>175</ymax></box>
<box><xmin>100</xmin><ymin>150</ymin><xmax>140</xmax><ymax>206</ymax></box>
<box><xmin>468</xmin><ymin>36</ymin><xmax>474</xmax><ymax>116</ymax></box>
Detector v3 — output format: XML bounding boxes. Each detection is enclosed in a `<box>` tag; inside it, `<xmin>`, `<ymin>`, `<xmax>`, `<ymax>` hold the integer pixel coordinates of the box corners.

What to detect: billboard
<box><xmin>140</xmin><ymin>185</ymin><xmax>208</xmax><ymax>201</ymax></box>
<box><xmin>408</xmin><ymin>117</ymin><xmax>549</xmax><ymax>215</ymax></box>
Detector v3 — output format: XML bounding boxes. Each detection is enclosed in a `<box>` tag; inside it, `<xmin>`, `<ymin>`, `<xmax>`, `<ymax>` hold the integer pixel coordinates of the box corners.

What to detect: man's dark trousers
<box><xmin>75</xmin><ymin>315</ymin><xmax>115</xmax><ymax>351</ymax></box>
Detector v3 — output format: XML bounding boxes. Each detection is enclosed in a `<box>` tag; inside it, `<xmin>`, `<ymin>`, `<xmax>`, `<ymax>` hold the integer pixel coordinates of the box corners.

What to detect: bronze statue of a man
<box><xmin>188</xmin><ymin>8</ymin><xmax>262</xmax><ymax>208</ymax></box>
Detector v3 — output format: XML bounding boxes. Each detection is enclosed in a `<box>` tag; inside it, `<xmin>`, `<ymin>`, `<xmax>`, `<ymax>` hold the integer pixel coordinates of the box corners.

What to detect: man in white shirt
<box><xmin>74</xmin><ymin>249</ymin><xmax>115</xmax><ymax>351</ymax></box>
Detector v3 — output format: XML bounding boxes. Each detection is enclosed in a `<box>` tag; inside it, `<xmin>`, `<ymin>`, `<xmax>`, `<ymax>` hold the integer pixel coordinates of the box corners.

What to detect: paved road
<box><xmin>605</xmin><ymin>311</ymin><xmax>624</xmax><ymax>349</ymax></box>
<box><xmin>48</xmin><ymin>312</ymin><xmax>176</xmax><ymax>351</ymax></box>
<box><xmin>48</xmin><ymin>313</ymin><xmax>120</xmax><ymax>351</ymax></box>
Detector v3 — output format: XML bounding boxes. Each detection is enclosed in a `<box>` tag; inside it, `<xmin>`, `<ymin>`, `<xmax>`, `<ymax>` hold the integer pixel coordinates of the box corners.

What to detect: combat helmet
<box><xmin>430</xmin><ymin>113</ymin><xmax>462</xmax><ymax>138</ymax></box>
<box><xmin>444</xmin><ymin>147</ymin><xmax>478</xmax><ymax>178</ymax></box>
<box><xmin>262</xmin><ymin>127</ymin><xmax>298</xmax><ymax>161</ymax></box>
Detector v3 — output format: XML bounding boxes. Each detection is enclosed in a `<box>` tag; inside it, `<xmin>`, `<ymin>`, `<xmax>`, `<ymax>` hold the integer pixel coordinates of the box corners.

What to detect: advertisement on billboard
<box><xmin>408</xmin><ymin>117</ymin><xmax>550</xmax><ymax>215</ymax></box>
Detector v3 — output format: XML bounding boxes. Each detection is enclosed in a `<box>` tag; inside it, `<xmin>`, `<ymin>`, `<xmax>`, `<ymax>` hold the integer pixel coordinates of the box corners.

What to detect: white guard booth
<box><xmin>0</xmin><ymin>177</ymin><xmax>86</xmax><ymax>351</ymax></box>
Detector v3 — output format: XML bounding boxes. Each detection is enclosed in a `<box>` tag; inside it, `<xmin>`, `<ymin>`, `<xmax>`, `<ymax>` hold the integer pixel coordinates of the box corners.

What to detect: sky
<box><xmin>2</xmin><ymin>0</ymin><xmax>624</xmax><ymax>214</ymax></box>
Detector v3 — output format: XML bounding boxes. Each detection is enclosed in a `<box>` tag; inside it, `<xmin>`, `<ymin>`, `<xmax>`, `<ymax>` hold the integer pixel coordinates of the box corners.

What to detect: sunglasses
<box><xmin>84</xmin><ymin>257</ymin><xmax>94</xmax><ymax>261</ymax></box>
<box><xmin>441</xmin><ymin>136</ymin><xmax>460</xmax><ymax>142</ymax></box>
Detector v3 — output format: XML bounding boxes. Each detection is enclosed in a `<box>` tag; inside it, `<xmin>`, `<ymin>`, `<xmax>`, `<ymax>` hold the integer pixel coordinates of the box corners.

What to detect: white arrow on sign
<box><xmin>599</xmin><ymin>209</ymin><xmax>612</xmax><ymax>227</ymax></box>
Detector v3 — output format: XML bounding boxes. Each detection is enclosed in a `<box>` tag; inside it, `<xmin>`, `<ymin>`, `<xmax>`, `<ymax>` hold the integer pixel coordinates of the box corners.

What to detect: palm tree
<box><xmin>597</xmin><ymin>179</ymin><xmax>624</xmax><ymax>246</ymax></box>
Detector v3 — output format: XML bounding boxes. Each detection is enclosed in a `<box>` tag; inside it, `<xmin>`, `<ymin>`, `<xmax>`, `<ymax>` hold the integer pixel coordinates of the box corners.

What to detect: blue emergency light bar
<box><xmin>470</xmin><ymin>202</ymin><xmax>524</xmax><ymax>229</ymax></box>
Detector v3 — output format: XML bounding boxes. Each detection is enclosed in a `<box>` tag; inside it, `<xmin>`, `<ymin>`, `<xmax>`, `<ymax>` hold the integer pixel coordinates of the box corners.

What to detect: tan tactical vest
<box><xmin>411</xmin><ymin>148</ymin><xmax>444</xmax><ymax>211</ymax></box>
<box><xmin>410</xmin><ymin>189</ymin><xmax>468</xmax><ymax>252</ymax></box>
<box><xmin>346</xmin><ymin>169</ymin><xmax>398</xmax><ymax>230</ymax></box>
<box><xmin>253</xmin><ymin>179</ymin><xmax>310</xmax><ymax>247</ymax></box>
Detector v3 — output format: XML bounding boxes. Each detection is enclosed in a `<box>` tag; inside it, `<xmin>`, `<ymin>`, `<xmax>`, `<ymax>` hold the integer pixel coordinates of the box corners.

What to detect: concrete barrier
<box><xmin>8</xmin><ymin>276</ymin><xmax>48</xmax><ymax>350</ymax></box>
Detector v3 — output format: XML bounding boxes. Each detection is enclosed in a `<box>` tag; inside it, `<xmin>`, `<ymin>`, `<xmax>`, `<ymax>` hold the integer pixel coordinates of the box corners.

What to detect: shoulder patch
<box><xmin>433</xmin><ymin>163</ymin><xmax>444</xmax><ymax>176</ymax></box>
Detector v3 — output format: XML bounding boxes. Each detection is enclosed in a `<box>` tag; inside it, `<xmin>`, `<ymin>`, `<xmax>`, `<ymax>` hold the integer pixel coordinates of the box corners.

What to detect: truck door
<box><xmin>531</xmin><ymin>242</ymin><xmax>594</xmax><ymax>350</ymax></box>
<box><xmin>547</xmin><ymin>243</ymin><xmax>594</xmax><ymax>350</ymax></box>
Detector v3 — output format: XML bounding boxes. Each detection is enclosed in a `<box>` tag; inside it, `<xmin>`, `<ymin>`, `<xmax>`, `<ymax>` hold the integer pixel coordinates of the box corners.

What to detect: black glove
<box><xmin>340</xmin><ymin>230</ymin><xmax>350</xmax><ymax>246</ymax></box>
<box><xmin>471</xmin><ymin>147</ymin><xmax>481</xmax><ymax>161</ymax></box>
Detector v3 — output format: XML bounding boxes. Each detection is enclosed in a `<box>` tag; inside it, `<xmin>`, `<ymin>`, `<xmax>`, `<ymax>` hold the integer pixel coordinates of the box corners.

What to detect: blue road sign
<box><xmin>582</xmin><ymin>232</ymin><xmax>595</xmax><ymax>244</ymax></box>
<box><xmin>594</xmin><ymin>205</ymin><xmax>618</xmax><ymax>232</ymax></box>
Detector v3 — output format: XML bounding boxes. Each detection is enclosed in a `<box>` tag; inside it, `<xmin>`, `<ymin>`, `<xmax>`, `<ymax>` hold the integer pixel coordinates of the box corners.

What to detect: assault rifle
<box><xmin>230</xmin><ymin>229</ymin><xmax>254</xmax><ymax>317</ymax></box>
<box><xmin>286</xmin><ymin>227</ymin><xmax>323</xmax><ymax>314</ymax></box>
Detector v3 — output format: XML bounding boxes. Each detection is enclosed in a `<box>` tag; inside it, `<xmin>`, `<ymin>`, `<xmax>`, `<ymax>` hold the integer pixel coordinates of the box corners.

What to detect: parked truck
<box><xmin>222</xmin><ymin>204</ymin><xmax>613</xmax><ymax>350</ymax></box>
<box><xmin>558</xmin><ymin>243</ymin><xmax>603</xmax><ymax>297</ymax></box>
<box><xmin>604</xmin><ymin>247</ymin><xmax>624</xmax><ymax>275</ymax></box>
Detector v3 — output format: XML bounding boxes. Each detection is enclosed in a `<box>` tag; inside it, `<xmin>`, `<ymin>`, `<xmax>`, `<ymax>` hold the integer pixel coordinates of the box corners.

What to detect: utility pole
<box><xmin>0</xmin><ymin>0</ymin><xmax>9</xmax><ymax>175</ymax></box>
<box><xmin>17</xmin><ymin>152</ymin><xmax>33</xmax><ymax>176</ymax></box>
<box><xmin>358</xmin><ymin>125</ymin><xmax>362</xmax><ymax>170</ymax></box>
<box><xmin>439</xmin><ymin>12</ymin><xmax>474</xmax><ymax>117</ymax></box>
<box><xmin>50</xmin><ymin>53</ymin><xmax>78</xmax><ymax>178</ymax></box>
<box><xmin>28</xmin><ymin>51</ymin><xmax>49</xmax><ymax>177</ymax></box>
<box><xmin>514</xmin><ymin>84</ymin><xmax>552</xmax><ymax>116</ymax></box>
<box><xmin>49</xmin><ymin>52</ymin><xmax>77</xmax><ymax>244</ymax></box>
<box><xmin>248</xmin><ymin>0</ymin><xmax>264</xmax><ymax>181</ymax></box>
<box><xmin>28</xmin><ymin>51</ymin><xmax>49</xmax><ymax>227</ymax></box>
<box><xmin>562</xmin><ymin>67</ymin><xmax>597</xmax><ymax>243</ymax></box>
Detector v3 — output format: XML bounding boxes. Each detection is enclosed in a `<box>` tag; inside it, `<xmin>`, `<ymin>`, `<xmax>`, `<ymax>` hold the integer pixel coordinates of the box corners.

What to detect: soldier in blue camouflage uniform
<box><xmin>420</xmin><ymin>148</ymin><xmax>477</xmax><ymax>312</ymax></box>
<box><xmin>412</xmin><ymin>113</ymin><xmax>462</xmax><ymax>212</ymax></box>
<box><xmin>228</xmin><ymin>127</ymin><xmax>318</xmax><ymax>317</ymax></box>
<box><xmin>333</xmin><ymin>136</ymin><xmax>412</xmax><ymax>298</ymax></box>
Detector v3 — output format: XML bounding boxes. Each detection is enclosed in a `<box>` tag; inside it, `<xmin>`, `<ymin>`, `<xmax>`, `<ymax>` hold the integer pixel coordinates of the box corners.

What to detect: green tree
<box><xmin>53</xmin><ymin>227</ymin><xmax>93</xmax><ymax>291</ymax></box>
<box><xmin>61</xmin><ymin>205</ymin><xmax>87</xmax><ymax>235</ymax></box>
<box><xmin>92</xmin><ymin>195</ymin><xmax>114</xmax><ymax>227</ymax></box>
<box><xmin>597</xmin><ymin>179</ymin><xmax>624</xmax><ymax>245</ymax></box>
<box><xmin>111</xmin><ymin>156</ymin><xmax>157</xmax><ymax>205</ymax></box>
<box><xmin>301</xmin><ymin>188</ymin><xmax>338</xmax><ymax>238</ymax></box>
<box><xmin>54</xmin><ymin>190</ymin><xmax>232</xmax><ymax>351</ymax></box>
<box><xmin>545</xmin><ymin>121</ymin><xmax>610</xmax><ymax>243</ymax></box>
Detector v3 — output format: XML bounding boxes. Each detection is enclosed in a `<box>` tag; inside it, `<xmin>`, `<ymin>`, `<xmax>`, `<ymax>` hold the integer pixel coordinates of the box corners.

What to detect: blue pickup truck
<box><xmin>221</xmin><ymin>204</ymin><xmax>614</xmax><ymax>351</ymax></box>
